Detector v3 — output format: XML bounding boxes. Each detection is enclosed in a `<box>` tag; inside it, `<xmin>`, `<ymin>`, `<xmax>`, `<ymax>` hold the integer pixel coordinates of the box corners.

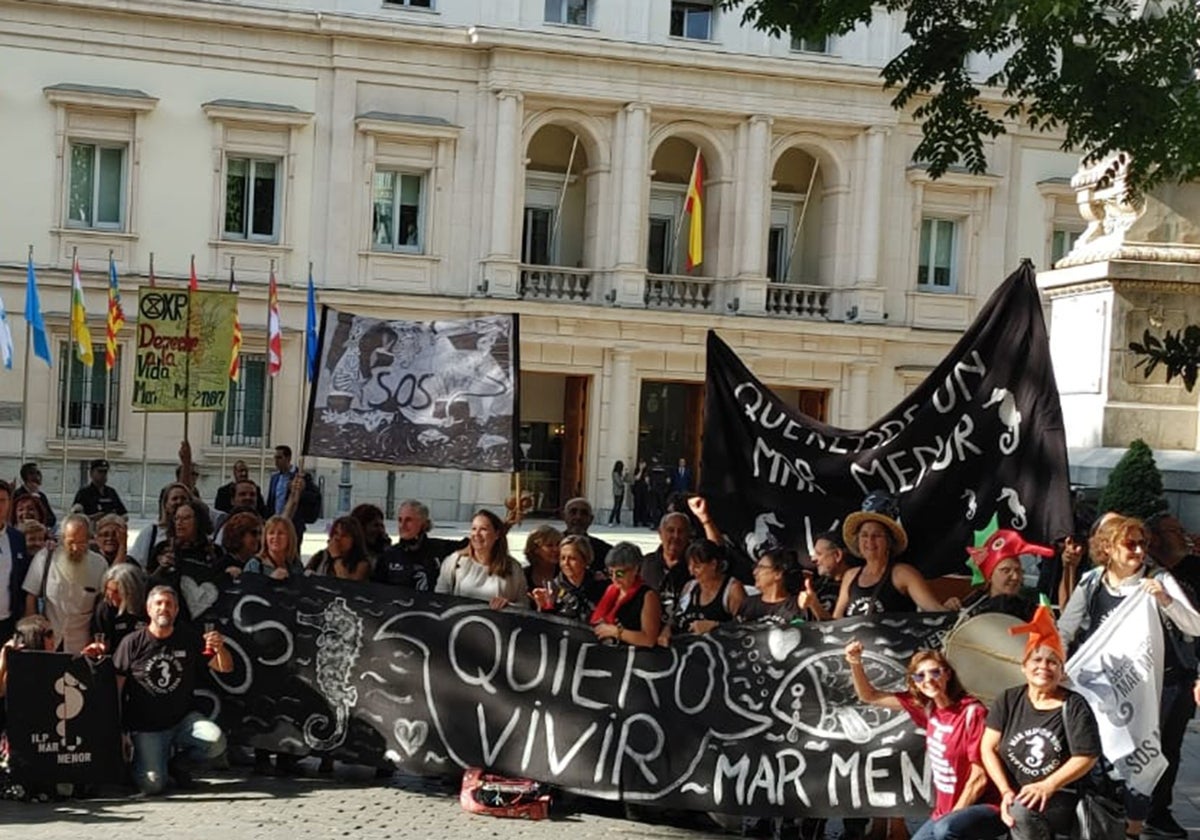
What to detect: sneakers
<box><xmin>1142</xmin><ymin>815</ymin><xmax>1188</xmax><ymax>839</ymax></box>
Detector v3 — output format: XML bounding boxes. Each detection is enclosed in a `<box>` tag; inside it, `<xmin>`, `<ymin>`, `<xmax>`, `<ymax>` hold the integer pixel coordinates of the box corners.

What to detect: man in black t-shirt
<box><xmin>113</xmin><ymin>585</ymin><xmax>233</xmax><ymax>794</ymax></box>
<box><xmin>373</xmin><ymin>500</ymin><xmax>466</xmax><ymax>591</ymax></box>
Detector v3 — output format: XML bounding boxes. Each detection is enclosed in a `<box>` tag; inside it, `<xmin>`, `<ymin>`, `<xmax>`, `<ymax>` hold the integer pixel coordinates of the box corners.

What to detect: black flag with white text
<box><xmin>700</xmin><ymin>263</ymin><xmax>1072</xmax><ymax>577</ymax></box>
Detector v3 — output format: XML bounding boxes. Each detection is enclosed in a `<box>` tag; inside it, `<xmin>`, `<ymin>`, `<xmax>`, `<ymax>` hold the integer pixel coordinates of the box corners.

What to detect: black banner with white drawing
<box><xmin>303</xmin><ymin>311</ymin><xmax>519</xmax><ymax>472</ymax></box>
<box><xmin>700</xmin><ymin>263</ymin><xmax>1072</xmax><ymax>577</ymax></box>
<box><xmin>5</xmin><ymin>652</ymin><xmax>123</xmax><ymax>786</ymax></box>
<box><xmin>183</xmin><ymin>570</ymin><xmax>959</xmax><ymax>817</ymax></box>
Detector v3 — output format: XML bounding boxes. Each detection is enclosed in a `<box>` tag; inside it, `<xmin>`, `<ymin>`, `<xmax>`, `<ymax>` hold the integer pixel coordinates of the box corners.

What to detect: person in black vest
<box><xmin>113</xmin><ymin>585</ymin><xmax>232</xmax><ymax>794</ymax></box>
<box><xmin>373</xmin><ymin>500</ymin><xmax>465</xmax><ymax>592</ymax></box>
<box><xmin>590</xmin><ymin>542</ymin><xmax>661</xmax><ymax>648</ymax></box>
<box><xmin>213</xmin><ymin>460</ymin><xmax>266</xmax><ymax>515</ymax></box>
<box><xmin>0</xmin><ymin>481</ymin><xmax>30</xmax><ymax>647</ymax></box>
<box><xmin>72</xmin><ymin>459</ymin><xmax>127</xmax><ymax>520</ymax></box>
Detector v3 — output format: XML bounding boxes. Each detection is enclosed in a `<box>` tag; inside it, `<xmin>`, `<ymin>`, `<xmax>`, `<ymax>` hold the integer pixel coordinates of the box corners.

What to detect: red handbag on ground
<box><xmin>459</xmin><ymin>767</ymin><xmax>551</xmax><ymax>820</ymax></box>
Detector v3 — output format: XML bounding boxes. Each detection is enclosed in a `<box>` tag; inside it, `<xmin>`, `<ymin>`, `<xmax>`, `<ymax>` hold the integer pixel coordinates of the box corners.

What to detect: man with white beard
<box><xmin>22</xmin><ymin>513</ymin><xmax>107</xmax><ymax>652</ymax></box>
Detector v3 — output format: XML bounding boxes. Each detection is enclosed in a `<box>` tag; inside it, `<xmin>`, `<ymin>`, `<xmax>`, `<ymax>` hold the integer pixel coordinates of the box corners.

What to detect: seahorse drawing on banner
<box><xmin>297</xmin><ymin>597</ymin><xmax>364</xmax><ymax>750</ymax></box>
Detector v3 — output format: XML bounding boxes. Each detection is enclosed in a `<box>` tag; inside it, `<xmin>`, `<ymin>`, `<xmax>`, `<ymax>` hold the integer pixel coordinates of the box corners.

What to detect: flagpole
<box><xmin>19</xmin><ymin>245</ymin><xmax>33</xmax><ymax>464</ymax></box>
<box><xmin>220</xmin><ymin>256</ymin><xmax>235</xmax><ymax>484</ymax></box>
<box><xmin>102</xmin><ymin>249</ymin><xmax>112</xmax><ymax>463</ymax></box>
<box><xmin>785</xmin><ymin>159</ymin><xmax>820</xmax><ymax>282</ymax></box>
<box><xmin>140</xmin><ymin>253</ymin><xmax>154</xmax><ymax>516</ymax></box>
<box><xmin>258</xmin><ymin>258</ymin><xmax>275</xmax><ymax>490</ymax></box>
<box><xmin>549</xmin><ymin>134</ymin><xmax>579</xmax><ymax>260</ymax></box>
<box><xmin>62</xmin><ymin>247</ymin><xmax>76</xmax><ymax>508</ymax></box>
<box><xmin>184</xmin><ymin>255</ymin><xmax>194</xmax><ymax>448</ymax></box>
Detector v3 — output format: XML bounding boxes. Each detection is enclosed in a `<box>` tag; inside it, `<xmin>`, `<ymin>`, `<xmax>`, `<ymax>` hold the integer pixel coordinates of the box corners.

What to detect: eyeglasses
<box><xmin>608</xmin><ymin>568</ymin><xmax>629</xmax><ymax>579</ymax></box>
<box><xmin>911</xmin><ymin>668</ymin><xmax>944</xmax><ymax>684</ymax></box>
<box><xmin>1122</xmin><ymin>540</ymin><xmax>1146</xmax><ymax>552</ymax></box>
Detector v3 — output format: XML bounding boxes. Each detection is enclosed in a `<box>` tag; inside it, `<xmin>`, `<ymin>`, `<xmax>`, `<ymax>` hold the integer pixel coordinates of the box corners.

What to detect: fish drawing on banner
<box><xmin>297</xmin><ymin>597</ymin><xmax>364</xmax><ymax>750</ymax></box>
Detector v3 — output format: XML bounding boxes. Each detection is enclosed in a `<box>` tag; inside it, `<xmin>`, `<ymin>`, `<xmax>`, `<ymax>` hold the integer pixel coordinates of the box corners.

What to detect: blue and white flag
<box><xmin>1065</xmin><ymin>586</ymin><xmax>1186</xmax><ymax>796</ymax></box>
<box><xmin>0</xmin><ymin>293</ymin><xmax>13</xmax><ymax>369</ymax></box>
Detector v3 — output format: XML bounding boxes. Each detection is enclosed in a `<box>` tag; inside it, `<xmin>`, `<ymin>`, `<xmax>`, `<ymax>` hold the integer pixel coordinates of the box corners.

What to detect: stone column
<box><xmin>738</xmin><ymin>115</ymin><xmax>773</xmax><ymax>279</ymax></box>
<box><xmin>616</xmin><ymin>103</ymin><xmax>650</xmax><ymax>268</ymax></box>
<box><xmin>489</xmin><ymin>90</ymin><xmax>523</xmax><ymax>259</ymax></box>
<box><xmin>481</xmin><ymin>90</ymin><xmax>524</xmax><ymax>298</ymax></box>
<box><xmin>856</xmin><ymin>126</ymin><xmax>886</xmax><ymax>287</ymax></box>
<box><xmin>846</xmin><ymin>362</ymin><xmax>872</xmax><ymax>428</ymax></box>
<box><xmin>608</xmin><ymin>349</ymin><xmax>634</xmax><ymax>466</ymax></box>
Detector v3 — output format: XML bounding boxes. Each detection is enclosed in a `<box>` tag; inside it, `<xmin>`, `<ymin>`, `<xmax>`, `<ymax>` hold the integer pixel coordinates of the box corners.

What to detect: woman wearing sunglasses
<box><xmin>590</xmin><ymin>542</ymin><xmax>661</xmax><ymax>647</ymax></box>
<box><xmin>1059</xmin><ymin>513</ymin><xmax>1200</xmax><ymax>840</ymax></box>
<box><xmin>844</xmin><ymin>639</ymin><xmax>1003</xmax><ymax>840</ymax></box>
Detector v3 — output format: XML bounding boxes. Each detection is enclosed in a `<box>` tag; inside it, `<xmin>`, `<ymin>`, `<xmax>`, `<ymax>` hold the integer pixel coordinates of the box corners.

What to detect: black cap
<box><xmin>90</xmin><ymin>459</ymin><xmax>110</xmax><ymax>471</ymax></box>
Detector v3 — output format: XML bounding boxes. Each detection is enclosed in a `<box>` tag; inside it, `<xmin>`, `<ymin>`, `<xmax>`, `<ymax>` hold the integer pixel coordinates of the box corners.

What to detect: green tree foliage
<box><xmin>721</xmin><ymin>0</ymin><xmax>1200</xmax><ymax>194</ymax></box>
<box><xmin>1098</xmin><ymin>438</ymin><xmax>1169</xmax><ymax>519</ymax></box>
<box><xmin>1130</xmin><ymin>325</ymin><xmax>1200</xmax><ymax>391</ymax></box>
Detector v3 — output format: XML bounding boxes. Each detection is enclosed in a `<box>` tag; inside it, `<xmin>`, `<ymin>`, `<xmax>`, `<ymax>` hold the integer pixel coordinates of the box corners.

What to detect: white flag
<box><xmin>1065</xmin><ymin>588</ymin><xmax>1167</xmax><ymax>797</ymax></box>
<box><xmin>0</xmin><ymin>292</ymin><xmax>14</xmax><ymax>369</ymax></box>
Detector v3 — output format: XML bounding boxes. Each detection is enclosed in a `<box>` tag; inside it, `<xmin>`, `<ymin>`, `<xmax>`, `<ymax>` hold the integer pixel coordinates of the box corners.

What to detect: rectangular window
<box><xmin>57</xmin><ymin>343</ymin><xmax>119</xmax><ymax>440</ymax></box>
<box><xmin>383</xmin><ymin>0</ymin><xmax>432</xmax><ymax>7</ymax></box>
<box><xmin>790</xmin><ymin>34</ymin><xmax>829</xmax><ymax>53</ymax></box>
<box><xmin>670</xmin><ymin>1</ymin><xmax>713</xmax><ymax>40</ymax></box>
<box><xmin>647</xmin><ymin>216</ymin><xmax>673</xmax><ymax>274</ymax></box>
<box><xmin>67</xmin><ymin>142</ymin><xmax>126</xmax><ymax>229</ymax></box>
<box><xmin>545</xmin><ymin>0</ymin><xmax>588</xmax><ymax>25</ymax></box>
<box><xmin>212</xmin><ymin>355</ymin><xmax>271</xmax><ymax>447</ymax></box>
<box><xmin>1051</xmin><ymin>228</ymin><xmax>1080</xmax><ymax>264</ymax></box>
<box><xmin>224</xmin><ymin>157</ymin><xmax>280</xmax><ymax>241</ymax></box>
<box><xmin>372</xmin><ymin>171</ymin><xmax>425</xmax><ymax>252</ymax></box>
<box><xmin>522</xmin><ymin>207</ymin><xmax>554</xmax><ymax>265</ymax></box>
<box><xmin>917</xmin><ymin>218</ymin><xmax>957</xmax><ymax>291</ymax></box>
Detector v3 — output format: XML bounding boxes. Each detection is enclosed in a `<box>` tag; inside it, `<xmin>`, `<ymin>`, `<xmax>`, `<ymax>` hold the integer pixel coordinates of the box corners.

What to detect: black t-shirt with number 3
<box><xmin>113</xmin><ymin>626</ymin><xmax>207</xmax><ymax>732</ymax></box>
<box><xmin>986</xmin><ymin>684</ymin><xmax>1101</xmax><ymax>789</ymax></box>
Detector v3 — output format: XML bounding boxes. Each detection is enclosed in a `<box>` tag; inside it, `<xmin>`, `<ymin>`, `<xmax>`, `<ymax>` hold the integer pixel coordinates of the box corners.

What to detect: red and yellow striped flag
<box><xmin>684</xmin><ymin>150</ymin><xmax>704</xmax><ymax>271</ymax></box>
<box><xmin>228</xmin><ymin>262</ymin><xmax>242</xmax><ymax>382</ymax></box>
<box><xmin>105</xmin><ymin>255</ymin><xmax>125</xmax><ymax>370</ymax></box>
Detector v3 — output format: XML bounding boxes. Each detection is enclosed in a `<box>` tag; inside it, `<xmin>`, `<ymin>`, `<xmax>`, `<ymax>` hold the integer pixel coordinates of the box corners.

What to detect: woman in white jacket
<box><xmin>1058</xmin><ymin>512</ymin><xmax>1200</xmax><ymax>840</ymax></box>
<box><xmin>435</xmin><ymin>508</ymin><xmax>527</xmax><ymax>610</ymax></box>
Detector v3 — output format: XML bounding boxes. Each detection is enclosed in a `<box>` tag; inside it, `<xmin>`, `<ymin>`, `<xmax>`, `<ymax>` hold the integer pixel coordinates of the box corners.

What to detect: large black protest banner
<box><xmin>700</xmin><ymin>263</ymin><xmax>1072</xmax><ymax>577</ymax></box>
<box><xmin>5</xmin><ymin>652</ymin><xmax>123</xmax><ymax>786</ymax></box>
<box><xmin>303</xmin><ymin>311</ymin><xmax>519</xmax><ymax>471</ymax></box>
<box><xmin>188</xmin><ymin>570</ymin><xmax>956</xmax><ymax>817</ymax></box>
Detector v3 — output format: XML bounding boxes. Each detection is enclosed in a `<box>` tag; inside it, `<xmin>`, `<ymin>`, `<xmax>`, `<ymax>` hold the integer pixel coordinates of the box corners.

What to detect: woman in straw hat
<box><xmin>833</xmin><ymin>491</ymin><xmax>952</xmax><ymax>618</ymax></box>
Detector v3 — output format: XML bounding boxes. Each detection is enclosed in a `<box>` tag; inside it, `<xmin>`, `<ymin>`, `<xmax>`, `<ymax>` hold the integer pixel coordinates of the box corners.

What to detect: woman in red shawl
<box><xmin>590</xmin><ymin>541</ymin><xmax>661</xmax><ymax>647</ymax></box>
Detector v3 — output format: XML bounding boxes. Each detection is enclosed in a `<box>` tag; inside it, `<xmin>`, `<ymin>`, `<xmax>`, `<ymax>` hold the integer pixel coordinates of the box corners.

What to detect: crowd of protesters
<box><xmin>1</xmin><ymin>450</ymin><xmax>1199</xmax><ymax>840</ymax></box>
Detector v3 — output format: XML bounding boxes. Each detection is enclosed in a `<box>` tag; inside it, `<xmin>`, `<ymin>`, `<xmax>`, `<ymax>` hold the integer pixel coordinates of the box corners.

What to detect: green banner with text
<box><xmin>133</xmin><ymin>287</ymin><xmax>237</xmax><ymax>412</ymax></box>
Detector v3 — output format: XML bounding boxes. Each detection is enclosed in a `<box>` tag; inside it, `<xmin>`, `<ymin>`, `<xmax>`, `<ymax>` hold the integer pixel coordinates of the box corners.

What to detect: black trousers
<box><xmin>1149</xmin><ymin>674</ymin><xmax>1197</xmax><ymax>823</ymax></box>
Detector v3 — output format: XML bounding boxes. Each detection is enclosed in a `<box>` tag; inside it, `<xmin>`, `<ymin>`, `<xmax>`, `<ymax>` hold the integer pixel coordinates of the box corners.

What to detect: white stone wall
<box><xmin>0</xmin><ymin>0</ymin><xmax>1081</xmax><ymax>518</ymax></box>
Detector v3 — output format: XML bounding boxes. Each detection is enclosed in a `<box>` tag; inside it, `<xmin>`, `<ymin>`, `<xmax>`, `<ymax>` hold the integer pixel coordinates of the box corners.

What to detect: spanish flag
<box><xmin>70</xmin><ymin>257</ymin><xmax>94</xmax><ymax>366</ymax></box>
<box><xmin>685</xmin><ymin>149</ymin><xmax>704</xmax><ymax>271</ymax></box>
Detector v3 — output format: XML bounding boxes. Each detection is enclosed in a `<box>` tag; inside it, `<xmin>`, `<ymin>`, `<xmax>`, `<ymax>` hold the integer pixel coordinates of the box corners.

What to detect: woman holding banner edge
<box><xmin>843</xmin><ymin>640</ymin><xmax>1004</xmax><ymax>840</ymax></box>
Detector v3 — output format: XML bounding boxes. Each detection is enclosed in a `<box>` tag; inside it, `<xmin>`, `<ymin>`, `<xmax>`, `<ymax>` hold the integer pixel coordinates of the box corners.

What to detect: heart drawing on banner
<box><xmin>394</xmin><ymin>718</ymin><xmax>428</xmax><ymax>757</ymax></box>
<box><xmin>181</xmin><ymin>577</ymin><xmax>220</xmax><ymax>619</ymax></box>
<box><xmin>767</xmin><ymin>627</ymin><xmax>802</xmax><ymax>661</ymax></box>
